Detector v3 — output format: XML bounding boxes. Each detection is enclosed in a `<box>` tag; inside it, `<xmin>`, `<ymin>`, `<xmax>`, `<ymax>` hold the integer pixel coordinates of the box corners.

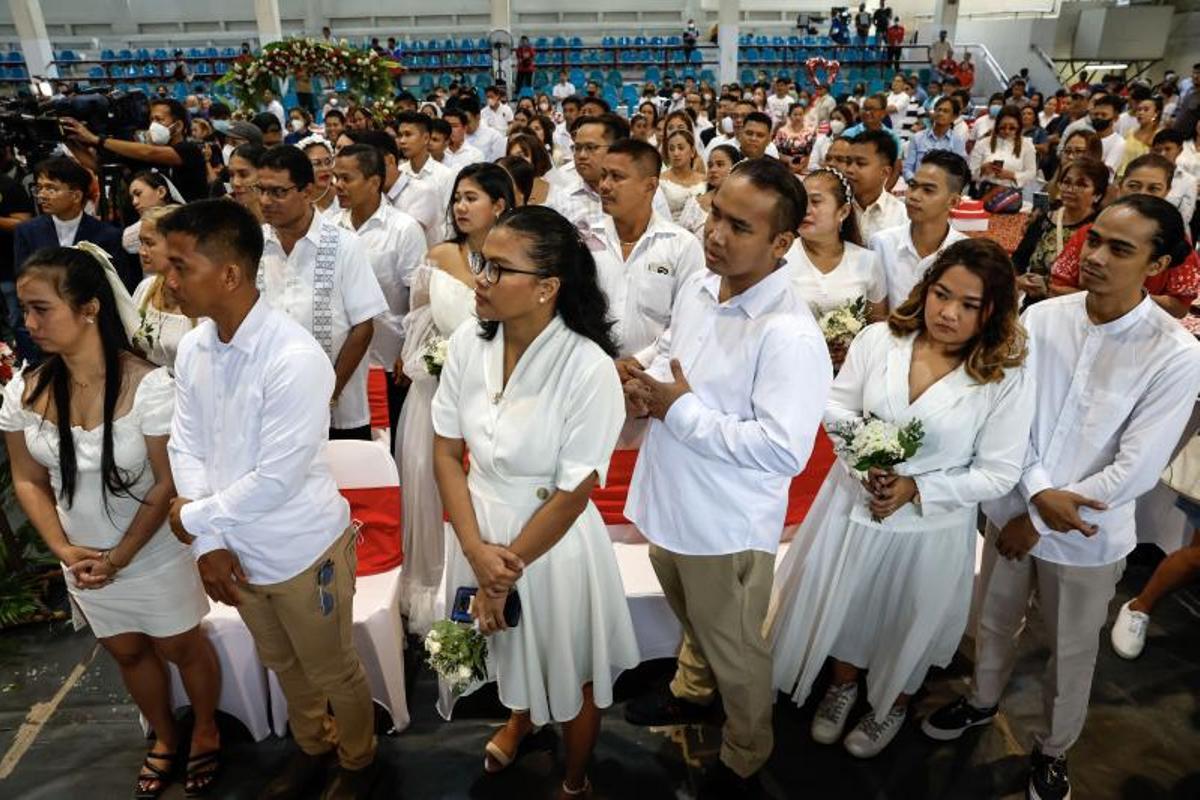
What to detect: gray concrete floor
<box><xmin>1</xmin><ymin>546</ymin><xmax>1198</xmax><ymax>800</ymax></box>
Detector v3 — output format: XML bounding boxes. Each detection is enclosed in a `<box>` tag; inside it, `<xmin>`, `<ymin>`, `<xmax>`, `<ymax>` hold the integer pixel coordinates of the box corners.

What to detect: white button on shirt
<box><xmin>170</xmin><ymin>298</ymin><xmax>351</xmax><ymax>585</ymax></box>
<box><xmin>336</xmin><ymin>199</ymin><xmax>427</xmax><ymax>369</ymax></box>
<box><xmin>259</xmin><ymin>212</ymin><xmax>388</xmax><ymax>430</ymax></box>
<box><xmin>854</xmin><ymin>190</ymin><xmax>909</xmax><ymax>244</ymax></box>
<box><xmin>869</xmin><ymin>222</ymin><xmax>968</xmax><ymax>310</ymax></box>
<box><xmin>982</xmin><ymin>293</ymin><xmax>1200</xmax><ymax>567</ymax></box>
<box><xmin>784</xmin><ymin>239</ymin><xmax>887</xmax><ymax>315</ymax></box>
<box><xmin>625</xmin><ymin>268</ymin><xmax>833</xmax><ymax>556</ymax></box>
<box><xmin>579</xmin><ymin>212</ymin><xmax>706</xmax><ymax>359</ymax></box>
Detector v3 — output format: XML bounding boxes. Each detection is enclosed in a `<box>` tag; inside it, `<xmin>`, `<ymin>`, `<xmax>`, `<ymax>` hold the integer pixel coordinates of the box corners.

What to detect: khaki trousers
<box><xmin>236</xmin><ymin>528</ymin><xmax>377</xmax><ymax>769</ymax></box>
<box><xmin>969</xmin><ymin>523</ymin><xmax>1124</xmax><ymax>757</ymax></box>
<box><xmin>649</xmin><ymin>545</ymin><xmax>776</xmax><ymax>777</ymax></box>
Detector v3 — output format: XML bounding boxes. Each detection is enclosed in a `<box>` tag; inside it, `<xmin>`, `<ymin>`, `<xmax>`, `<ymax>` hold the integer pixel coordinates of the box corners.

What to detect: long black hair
<box><xmin>478</xmin><ymin>205</ymin><xmax>619</xmax><ymax>357</ymax></box>
<box><xmin>446</xmin><ymin>162</ymin><xmax>517</xmax><ymax>245</ymax></box>
<box><xmin>19</xmin><ymin>247</ymin><xmax>143</xmax><ymax>511</ymax></box>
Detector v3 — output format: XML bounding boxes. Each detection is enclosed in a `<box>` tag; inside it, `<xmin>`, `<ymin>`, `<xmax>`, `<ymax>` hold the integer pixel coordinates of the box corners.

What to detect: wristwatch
<box><xmin>95</xmin><ymin>135</ymin><xmax>108</xmax><ymax>151</ymax></box>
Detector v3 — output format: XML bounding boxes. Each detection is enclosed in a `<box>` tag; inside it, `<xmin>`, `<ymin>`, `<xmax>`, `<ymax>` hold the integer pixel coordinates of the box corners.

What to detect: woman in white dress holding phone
<box><xmin>769</xmin><ymin>238</ymin><xmax>1035</xmax><ymax>759</ymax></box>
<box><xmin>432</xmin><ymin>206</ymin><xmax>639</xmax><ymax>799</ymax></box>
<box><xmin>395</xmin><ymin>163</ymin><xmax>515</xmax><ymax>635</ymax></box>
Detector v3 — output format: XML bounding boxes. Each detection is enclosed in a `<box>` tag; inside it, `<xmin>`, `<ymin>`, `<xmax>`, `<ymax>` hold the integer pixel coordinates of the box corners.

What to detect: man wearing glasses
<box><xmin>256</xmin><ymin>145</ymin><xmax>387</xmax><ymax>441</ymax></box>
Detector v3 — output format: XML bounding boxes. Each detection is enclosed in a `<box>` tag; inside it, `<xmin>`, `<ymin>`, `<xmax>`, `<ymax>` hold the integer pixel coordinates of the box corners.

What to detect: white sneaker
<box><xmin>1110</xmin><ymin>600</ymin><xmax>1150</xmax><ymax>659</ymax></box>
<box><xmin>810</xmin><ymin>682</ymin><xmax>859</xmax><ymax>744</ymax></box>
<box><xmin>843</xmin><ymin>706</ymin><xmax>906</xmax><ymax>758</ymax></box>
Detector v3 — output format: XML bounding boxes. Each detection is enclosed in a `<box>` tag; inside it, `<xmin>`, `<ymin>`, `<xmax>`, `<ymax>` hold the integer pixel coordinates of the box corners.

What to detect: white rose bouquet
<box><xmin>422</xmin><ymin>335</ymin><xmax>450</xmax><ymax>378</ymax></box>
<box><xmin>424</xmin><ymin>619</ymin><xmax>488</xmax><ymax>695</ymax></box>
<box><xmin>829</xmin><ymin>415</ymin><xmax>925</xmax><ymax>521</ymax></box>
<box><xmin>817</xmin><ymin>296</ymin><xmax>869</xmax><ymax>348</ymax></box>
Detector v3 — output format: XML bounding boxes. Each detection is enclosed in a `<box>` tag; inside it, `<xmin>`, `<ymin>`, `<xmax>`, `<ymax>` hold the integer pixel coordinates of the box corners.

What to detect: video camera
<box><xmin>0</xmin><ymin>87</ymin><xmax>150</xmax><ymax>164</ymax></box>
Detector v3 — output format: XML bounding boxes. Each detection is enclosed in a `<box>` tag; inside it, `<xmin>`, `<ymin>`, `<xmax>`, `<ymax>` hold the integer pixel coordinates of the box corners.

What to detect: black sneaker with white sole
<box><xmin>920</xmin><ymin>696</ymin><xmax>999</xmax><ymax>741</ymax></box>
<box><xmin>1028</xmin><ymin>749</ymin><xmax>1070</xmax><ymax>800</ymax></box>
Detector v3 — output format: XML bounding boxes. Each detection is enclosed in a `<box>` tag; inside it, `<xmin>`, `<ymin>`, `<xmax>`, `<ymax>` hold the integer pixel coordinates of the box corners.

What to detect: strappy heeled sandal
<box><xmin>184</xmin><ymin>748</ymin><xmax>221</xmax><ymax>797</ymax></box>
<box><xmin>133</xmin><ymin>749</ymin><xmax>177</xmax><ymax>799</ymax></box>
<box><xmin>559</xmin><ymin>777</ymin><xmax>592</xmax><ymax>798</ymax></box>
<box><xmin>482</xmin><ymin>724</ymin><xmax>543</xmax><ymax>774</ymax></box>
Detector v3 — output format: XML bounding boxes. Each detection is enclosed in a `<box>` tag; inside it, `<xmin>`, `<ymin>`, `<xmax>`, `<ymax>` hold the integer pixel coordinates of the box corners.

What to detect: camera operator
<box><xmin>59</xmin><ymin>97</ymin><xmax>209</xmax><ymax>202</ymax></box>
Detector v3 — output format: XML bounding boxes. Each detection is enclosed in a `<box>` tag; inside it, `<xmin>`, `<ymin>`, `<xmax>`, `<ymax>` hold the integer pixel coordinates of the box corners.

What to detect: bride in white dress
<box><xmin>1</xmin><ymin>246</ymin><xmax>218</xmax><ymax>797</ymax></box>
<box><xmin>768</xmin><ymin>239</ymin><xmax>1035</xmax><ymax>759</ymax></box>
<box><xmin>432</xmin><ymin>206</ymin><xmax>639</xmax><ymax>799</ymax></box>
<box><xmin>395</xmin><ymin>163</ymin><xmax>514</xmax><ymax>636</ymax></box>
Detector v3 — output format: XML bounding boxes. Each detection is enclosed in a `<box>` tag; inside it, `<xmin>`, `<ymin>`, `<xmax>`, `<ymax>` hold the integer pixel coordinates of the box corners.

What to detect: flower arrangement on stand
<box><xmin>219</xmin><ymin>38</ymin><xmax>402</xmax><ymax>112</ymax></box>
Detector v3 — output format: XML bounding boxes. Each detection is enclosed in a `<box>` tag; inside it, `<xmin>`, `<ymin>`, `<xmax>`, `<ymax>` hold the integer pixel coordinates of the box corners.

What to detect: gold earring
<box><xmin>538</xmin><ymin>296</ymin><xmax>546</xmax><ymax>304</ymax></box>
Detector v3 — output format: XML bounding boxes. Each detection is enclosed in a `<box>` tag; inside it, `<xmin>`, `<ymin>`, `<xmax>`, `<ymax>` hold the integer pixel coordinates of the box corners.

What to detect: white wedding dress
<box><xmin>0</xmin><ymin>367</ymin><xmax>208</xmax><ymax>638</ymax></box>
<box><xmin>768</xmin><ymin>324</ymin><xmax>1034</xmax><ymax>720</ymax></box>
<box><xmin>394</xmin><ymin>264</ymin><xmax>477</xmax><ymax>635</ymax></box>
<box><xmin>431</xmin><ymin>316</ymin><xmax>640</xmax><ymax>725</ymax></box>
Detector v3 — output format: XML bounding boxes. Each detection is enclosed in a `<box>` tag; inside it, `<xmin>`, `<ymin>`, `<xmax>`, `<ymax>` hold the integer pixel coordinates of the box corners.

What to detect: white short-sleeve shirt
<box><xmin>784</xmin><ymin>239</ymin><xmax>887</xmax><ymax>315</ymax></box>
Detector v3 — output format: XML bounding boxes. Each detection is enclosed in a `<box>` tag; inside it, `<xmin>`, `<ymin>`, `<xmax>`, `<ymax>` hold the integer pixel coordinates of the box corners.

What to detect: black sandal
<box><xmin>184</xmin><ymin>749</ymin><xmax>222</xmax><ymax>797</ymax></box>
<box><xmin>134</xmin><ymin>749</ymin><xmax>177</xmax><ymax>799</ymax></box>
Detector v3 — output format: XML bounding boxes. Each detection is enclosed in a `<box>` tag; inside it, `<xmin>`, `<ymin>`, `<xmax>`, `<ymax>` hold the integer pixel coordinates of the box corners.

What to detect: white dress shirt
<box><xmin>403</xmin><ymin>156</ymin><xmax>455</xmax><ymax>213</ymax></box>
<box><xmin>767</xmin><ymin>94</ymin><xmax>794</xmax><ymax>128</ymax></box>
<box><xmin>1168</xmin><ymin>165</ymin><xmax>1197</xmax><ymax>226</ymax></box>
<box><xmin>1099</xmin><ymin>132</ymin><xmax>1126</xmax><ymax>178</ymax></box>
<box><xmin>336</xmin><ymin>199</ymin><xmax>427</xmax><ymax>369</ymax></box>
<box><xmin>886</xmin><ymin>91</ymin><xmax>911</xmax><ymax>132</ymax></box>
<box><xmin>385</xmin><ymin>171</ymin><xmax>442</xmax><ymax>248</ymax></box>
<box><xmin>703</xmin><ymin>133</ymin><xmax>780</xmax><ymax>160</ymax></box>
<box><xmin>553</xmin><ymin>122</ymin><xmax>574</xmax><ymax>164</ymax></box>
<box><xmin>53</xmin><ymin>213</ymin><xmax>82</xmax><ymax>246</ymax></box>
<box><xmin>545</xmin><ymin>170</ymin><xmax>673</xmax><ymax>230</ymax></box>
<box><xmin>481</xmin><ymin>103</ymin><xmax>513</xmax><ymax>134</ymax></box>
<box><xmin>441</xmin><ymin>142</ymin><xmax>485</xmax><ymax>172</ymax></box>
<box><xmin>854</xmin><ymin>189</ymin><xmax>909</xmax><ymax>244</ymax></box>
<box><xmin>982</xmin><ymin>293</ymin><xmax>1200</xmax><ymax>567</ymax></box>
<box><xmin>552</xmin><ymin>81</ymin><xmax>576</xmax><ymax>102</ymax></box>
<box><xmin>466</xmin><ymin>123</ymin><xmax>506</xmax><ymax>162</ymax></box>
<box><xmin>968</xmin><ymin>135</ymin><xmax>1038</xmax><ymax>189</ymax></box>
<box><xmin>625</xmin><ymin>268</ymin><xmax>833</xmax><ymax>556</ymax></box>
<box><xmin>869</xmin><ymin>222</ymin><xmax>968</xmax><ymax>309</ymax></box>
<box><xmin>577</xmin><ymin>212</ymin><xmax>705</xmax><ymax>359</ymax></box>
<box><xmin>259</xmin><ymin>212</ymin><xmax>388</xmax><ymax>429</ymax></box>
<box><xmin>170</xmin><ymin>298</ymin><xmax>351</xmax><ymax>584</ymax></box>
<box><xmin>784</xmin><ymin>239</ymin><xmax>887</xmax><ymax>315</ymax></box>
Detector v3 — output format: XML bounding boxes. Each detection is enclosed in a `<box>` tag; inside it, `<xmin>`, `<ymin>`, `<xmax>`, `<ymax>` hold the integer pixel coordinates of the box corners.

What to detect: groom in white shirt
<box><xmin>622</xmin><ymin>158</ymin><xmax>832</xmax><ymax>797</ymax></box>
<box><xmin>161</xmin><ymin>200</ymin><xmax>377</xmax><ymax>800</ymax></box>
<box><xmin>922</xmin><ymin>196</ymin><xmax>1200</xmax><ymax>800</ymax></box>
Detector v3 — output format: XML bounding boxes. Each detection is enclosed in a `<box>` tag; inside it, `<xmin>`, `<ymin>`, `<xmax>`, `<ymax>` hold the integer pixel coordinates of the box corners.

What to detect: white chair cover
<box><xmin>268</xmin><ymin>440</ymin><xmax>410</xmax><ymax>734</ymax></box>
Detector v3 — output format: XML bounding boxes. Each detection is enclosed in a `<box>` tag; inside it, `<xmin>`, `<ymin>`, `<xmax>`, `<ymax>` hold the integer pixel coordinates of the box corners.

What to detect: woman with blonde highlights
<box><xmin>770</xmin><ymin>238</ymin><xmax>1033</xmax><ymax>759</ymax></box>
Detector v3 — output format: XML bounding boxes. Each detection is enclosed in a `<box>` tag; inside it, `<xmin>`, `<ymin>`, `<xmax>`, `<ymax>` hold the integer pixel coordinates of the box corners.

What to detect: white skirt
<box><xmin>66</xmin><ymin>543</ymin><xmax>209</xmax><ymax>639</ymax></box>
<box><xmin>768</xmin><ymin>466</ymin><xmax>976</xmax><ymax>722</ymax></box>
<box><xmin>394</xmin><ymin>371</ymin><xmax>446</xmax><ymax>636</ymax></box>
<box><xmin>437</xmin><ymin>475</ymin><xmax>641</xmax><ymax>726</ymax></box>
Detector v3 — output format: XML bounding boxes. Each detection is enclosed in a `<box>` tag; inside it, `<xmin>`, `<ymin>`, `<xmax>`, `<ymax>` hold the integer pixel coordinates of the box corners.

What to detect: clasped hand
<box><xmin>1031</xmin><ymin>488</ymin><xmax>1107</xmax><ymax>536</ymax></box>
<box><xmin>621</xmin><ymin>359</ymin><xmax>691</xmax><ymax>420</ymax></box>
<box><xmin>466</xmin><ymin>542</ymin><xmax>524</xmax><ymax>597</ymax></box>
<box><xmin>862</xmin><ymin>467</ymin><xmax>918</xmax><ymax>520</ymax></box>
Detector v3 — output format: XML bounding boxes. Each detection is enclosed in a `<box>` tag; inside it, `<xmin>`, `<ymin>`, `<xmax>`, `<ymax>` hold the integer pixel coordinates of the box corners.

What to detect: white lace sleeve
<box><xmin>678</xmin><ymin>195</ymin><xmax>708</xmax><ymax>240</ymax></box>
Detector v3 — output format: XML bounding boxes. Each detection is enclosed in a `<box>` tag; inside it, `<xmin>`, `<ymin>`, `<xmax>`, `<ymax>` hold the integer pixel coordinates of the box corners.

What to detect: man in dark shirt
<box><xmin>60</xmin><ymin>96</ymin><xmax>209</xmax><ymax>201</ymax></box>
<box><xmin>0</xmin><ymin>147</ymin><xmax>34</xmax><ymax>344</ymax></box>
<box><xmin>873</xmin><ymin>0</ymin><xmax>892</xmax><ymax>41</ymax></box>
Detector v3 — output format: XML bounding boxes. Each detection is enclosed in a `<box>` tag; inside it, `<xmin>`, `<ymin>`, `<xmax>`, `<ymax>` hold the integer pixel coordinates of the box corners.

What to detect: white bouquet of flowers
<box><xmin>424</xmin><ymin>619</ymin><xmax>488</xmax><ymax>695</ymax></box>
<box><xmin>422</xmin><ymin>335</ymin><xmax>450</xmax><ymax>378</ymax></box>
<box><xmin>817</xmin><ymin>296</ymin><xmax>869</xmax><ymax>348</ymax></box>
<box><xmin>829</xmin><ymin>415</ymin><xmax>925</xmax><ymax>520</ymax></box>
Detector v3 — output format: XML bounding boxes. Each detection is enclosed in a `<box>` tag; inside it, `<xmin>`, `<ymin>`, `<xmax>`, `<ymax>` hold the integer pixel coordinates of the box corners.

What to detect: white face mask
<box><xmin>148</xmin><ymin>121</ymin><xmax>172</xmax><ymax>145</ymax></box>
<box><xmin>830</xmin><ymin>119</ymin><xmax>846</xmax><ymax>135</ymax></box>
<box><xmin>722</xmin><ymin>116</ymin><xmax>735</xmax><ymax>134</ymax></box>
<box><xmin>290</xmin><ymin>118</ymin><xmax>305</xmax><ymax>132</ymax></box>
<box><xmin>222</xmin><ymin>144</ymin><xmax>234</xmax><ymax>163</ymax></box>
<box><xmin>539</xmin><ymin>102</ymin><xmax>550</xmax><ymax>112</ymax></box>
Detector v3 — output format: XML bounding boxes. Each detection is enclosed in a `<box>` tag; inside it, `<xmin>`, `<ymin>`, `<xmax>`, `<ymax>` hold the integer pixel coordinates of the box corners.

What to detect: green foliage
<box><xmin>424</xmin><ymin>619</ymin><xmax>489</xmax><ymax>694</ymax></box>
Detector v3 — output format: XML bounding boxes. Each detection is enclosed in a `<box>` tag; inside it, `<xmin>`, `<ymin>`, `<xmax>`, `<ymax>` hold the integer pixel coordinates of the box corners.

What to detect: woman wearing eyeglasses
<box><xmin>300</xmin><ymin>136</ymin><xmax>340</xmax><ymax>218</ymax></box>
<box><xmin>394</xmin><ymin>163</ymin><xmax>515</xmax><ymax>636</ymax></box>
<box><xmin>968</xmin><ymin>104</ymin><xmax>1037</xmax><ymax>194</ymax></box>
<box><xmin>432</xmin><ymin>204</ymin><xmax>638</xmax><ymax>798</ymax></box>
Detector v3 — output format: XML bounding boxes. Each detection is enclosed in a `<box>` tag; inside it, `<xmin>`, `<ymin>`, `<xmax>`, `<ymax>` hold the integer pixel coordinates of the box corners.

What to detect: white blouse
<box><xmin>968</xmin><ymin>135</ymin><xmax>1037</xmax><ymax>189</ymax></box>
<box><xmin>131</xmin><ymin>277</ymin><xmax>196</xmax><ymax>371</ymax></box>
<box><xmin>784</xmin><ymin>239</ymin><xmax>887</xmax><ymax>315</ymax></box>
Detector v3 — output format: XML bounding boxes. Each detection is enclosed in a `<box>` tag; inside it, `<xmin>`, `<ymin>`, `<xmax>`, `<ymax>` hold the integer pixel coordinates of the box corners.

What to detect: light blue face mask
<box><xmin>989</xmin><ymin>104</ymin><xmax>1002</xmax><ymax>118</ymax></box>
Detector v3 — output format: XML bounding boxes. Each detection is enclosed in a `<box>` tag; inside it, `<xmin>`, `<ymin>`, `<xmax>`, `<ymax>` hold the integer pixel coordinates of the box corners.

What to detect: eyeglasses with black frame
<box><xmin>468</xmin><ymin>251</ymin><xmax>548</xmax><ymax>286</ymax></box>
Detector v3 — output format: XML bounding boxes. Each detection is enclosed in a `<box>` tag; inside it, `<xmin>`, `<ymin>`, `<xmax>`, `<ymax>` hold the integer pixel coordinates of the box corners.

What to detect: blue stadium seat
<box><xmin>650</xmin><ymin>36</ymin><xmax>664</xmax><ymax>47</ymax></box>
<box><xmin>419</xmin><ymin>73</ymin><xmax>434</xmax><ymax>92</ymax></box>
<box><xmin>634</xmin><ymin>35</ymin><xmax>647</xmax><ymax>46</ymax></box>
<box><xmin>743</xmin><ymin>48</ymin><xmax>760</xmax><ymax>63</ymax></box>
<box><xmin>740</xmin><ymin>68</ymin><xmax>755</xmax><ymax>85</ymax></box>
<box><xmin>667</xmin><ymin>35</ymin><xmax>681</xmax><ymax>46</ymax></box>
<box><xmin>142</xmin><ymin>64</ymin><xmax>158</xmax><ymax>77</ymax></box>
<box><xmin>554</xmin><ymin>36</ymin><xmax>568</xmax><ymax>48</ymax></box>
<box><xmin>670</xmin><ymin>50</ymin><xmax>685</xmax><ymax>65</ymax></box>
<box><xmin>221</xmin><ymin>47</ymin><xmax>237</xmax><ymax>58</ymax></box>
<box><xmin>215</xmin><ymin>61</ymin><xmax>228</xmax><ymax>75</ymax></box>
<box><xmin>88</xmin><ymin>65</ymin><xmax>105</xmax><ymax>79</ymax></box>
<box><xmin>700</xmin><ymin>68</ymin><xmax>715</xmax><ymax>83</ymax></box>
<box><xmin>118</xmin><ymin>48</ymin><xmax>133</xmax><ymax>61</ymax></box>
<box><xmin>688</xmin><ymin>49</ymin><xmax>703</xmax><ymax>65</ymax></box>
<box><xmin>606</xmin><ymin>69</ymin><xmax>622</xmax><ymax>87</ymax></box>
<box><xmin>569</xmin><ymin>68</ymin><xmax>585</xmax><ymax>87</ymax></box>
<box><xmin>644</xmin><ymin>66</ymin><xmax>661</xmax><ymax>83</ymax></box>
<box><xmin>196</xmin><ymin>62</ymin><xmax>212</xmax><ymax>76</ymax></box>
<box><xmin>101</xmin><ymin>49</ymin><xmax>116</xmax><ymax>62</ymax></box>
<box><xmin>187</xmin><ymin>47</ymin><xmax>203</xmax><ymax>59</ymax></box>
<box><xmin>518</xmin><ymin>86</ymin><xmax>533</xmax><ymax>99</ymax></box>
<box><xmin>7</xmin><ymin>51</ymin><xmax>24</xmax><ymax>63</ymax></box>
<box><xmin>535</xmin><ymin>37</ymin><xmax>549</xmax><ymax>48</ymax></box>
<box><xmin>569</xmin><ymin>36</ymin><xmax>583</xmax><ymax>48</ymax></box>
<box><xmin>738</xmin><ymin>34</ymin><xmax>752</xmax><ymax>46</ymax></box>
